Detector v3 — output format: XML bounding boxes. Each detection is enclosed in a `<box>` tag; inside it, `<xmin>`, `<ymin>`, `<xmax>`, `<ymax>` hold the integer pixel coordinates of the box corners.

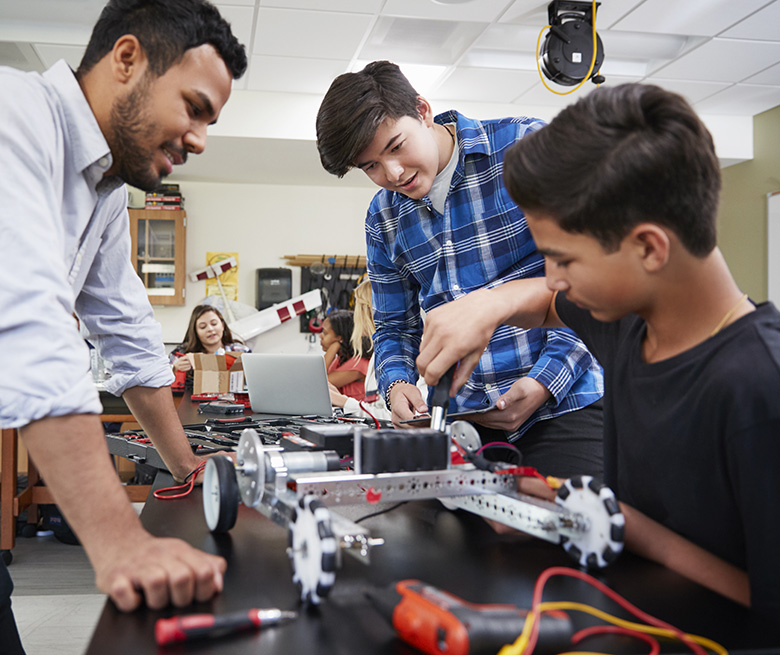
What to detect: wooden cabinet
<box><xmin>128</xmin><ymin>208</ymin><xmax>187</xmax><ymax>305</ymax></box>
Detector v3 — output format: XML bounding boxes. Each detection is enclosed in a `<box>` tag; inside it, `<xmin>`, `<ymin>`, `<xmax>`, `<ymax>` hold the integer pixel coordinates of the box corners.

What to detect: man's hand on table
<box><xmin>95</xmin><ymin>533</ymin><xmax>226</xmax><ymax>611</ymax></box>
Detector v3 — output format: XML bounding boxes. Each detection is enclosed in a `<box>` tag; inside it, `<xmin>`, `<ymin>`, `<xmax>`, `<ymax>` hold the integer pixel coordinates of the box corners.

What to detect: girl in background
<box><xmin>320</xmin><ymin>309</ymin><xmax>370</xmax><ymax>401</ymax></box>
<box><xmin>328</xmin><ymin>281</ymin><xmax>428</xmax><ymax>420</ymax></box>
<box><xmin>170</xmin><ymin>304</ymin><xmax>249</xmax><ymax>389</ymax></box>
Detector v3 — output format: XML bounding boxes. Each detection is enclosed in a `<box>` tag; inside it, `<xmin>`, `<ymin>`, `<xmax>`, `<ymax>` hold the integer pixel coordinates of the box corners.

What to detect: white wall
<box><xmin>147</xmin><ymin>180</ymin><xmax>376</xmax><ymax>353</ymax></box>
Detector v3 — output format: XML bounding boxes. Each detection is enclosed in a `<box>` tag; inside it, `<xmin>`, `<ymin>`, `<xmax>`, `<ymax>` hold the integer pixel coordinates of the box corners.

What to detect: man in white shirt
<box><xmin>0</xmin><ymin>1</ymin><xmax>246</xmax><ymax>650</ymax></box>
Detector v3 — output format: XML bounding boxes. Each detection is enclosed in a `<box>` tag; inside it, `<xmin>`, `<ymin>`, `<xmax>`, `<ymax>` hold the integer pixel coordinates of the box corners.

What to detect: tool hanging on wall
<box><xmin>291</xmin><ymin>254</ymin><xmax>367</xmax><ymax>332</ymax></box>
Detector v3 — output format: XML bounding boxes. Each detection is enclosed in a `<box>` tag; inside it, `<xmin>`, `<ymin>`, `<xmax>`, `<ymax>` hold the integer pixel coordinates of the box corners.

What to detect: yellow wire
<box><xmin>498</xmin><ymin>601</ymin><xmax>728</xmax><ymax>655</ymax></box>
<box><xmin>535</xmin><ymin>0</ymin><xmax>600</xmax><ymax>95</ymax></box>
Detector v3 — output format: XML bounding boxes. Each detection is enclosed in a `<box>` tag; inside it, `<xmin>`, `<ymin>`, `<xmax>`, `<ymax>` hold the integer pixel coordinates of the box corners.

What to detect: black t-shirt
<box><xmin>556</xmin><ymin>295</ymin><xmax>780</xmax><ymax>617</ymax></box>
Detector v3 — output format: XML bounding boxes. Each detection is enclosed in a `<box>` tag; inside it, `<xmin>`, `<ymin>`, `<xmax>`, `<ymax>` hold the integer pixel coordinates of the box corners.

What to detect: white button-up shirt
<box><xmin>0</xmin><ymin>60</ymin><xmax>174</xmax><ymax>428</ymax></box>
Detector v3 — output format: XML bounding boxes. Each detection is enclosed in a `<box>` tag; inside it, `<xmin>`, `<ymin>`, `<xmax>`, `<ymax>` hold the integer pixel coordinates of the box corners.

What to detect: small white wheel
<box><xmin>288</xmin><ymin>496</ymin><xmax>337</xmax><ymax>604</ymax></box>
<box><xmin>203</xmin><ymin>456</ymin><xmax>239</xmax><ymax>533</ymax></box>
<box><xmin>236</xmin><ymin>428</ymin><xmax>266</xmax><ymax>507</ymax></box>
<box><xmin>556</xmin><ymin>475</ymin><xmax>624</xmax><ymax>569</ymax></box>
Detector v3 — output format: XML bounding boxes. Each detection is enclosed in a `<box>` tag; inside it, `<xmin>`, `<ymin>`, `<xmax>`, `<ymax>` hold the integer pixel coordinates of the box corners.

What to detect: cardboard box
<box><xmin>192</xmin><ymin>352</ymin><xmax>244</xmax><ymax>395</ymax></box>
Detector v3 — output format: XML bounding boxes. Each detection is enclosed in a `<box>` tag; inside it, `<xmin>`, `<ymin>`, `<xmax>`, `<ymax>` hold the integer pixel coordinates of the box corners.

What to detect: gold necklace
<box><xmin>710</xmin><ymin>293</ymin><xmax>749</xmax><ymax>336</ymax></box>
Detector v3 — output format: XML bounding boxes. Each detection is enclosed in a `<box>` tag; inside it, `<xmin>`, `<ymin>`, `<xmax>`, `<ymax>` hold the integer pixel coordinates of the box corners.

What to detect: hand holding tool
<box><xmin>366</xmin><ymin>579</ymin><xmax>572</xmax><ymax>655</ymax></box>
<box><xmin>155</xmin><ymin>608</ymin><xmax>297</xmax><ymax>646</ymax></box>
<box><xmin>429</xmin><ymin>363</ymin><xmax>457</xmax><ymax>431</ymax></box>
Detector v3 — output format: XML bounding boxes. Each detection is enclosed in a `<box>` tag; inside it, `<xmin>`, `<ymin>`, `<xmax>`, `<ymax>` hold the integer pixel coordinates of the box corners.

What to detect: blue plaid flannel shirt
<box><xmin>366</xmin><ymin>110</ymin><xmax>604</xmax><ymax>439</ymax></box>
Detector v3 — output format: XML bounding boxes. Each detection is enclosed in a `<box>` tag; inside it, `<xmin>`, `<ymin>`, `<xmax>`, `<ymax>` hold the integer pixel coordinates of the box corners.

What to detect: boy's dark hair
<box><xmin>316</xmin><ymin>61</ymin><xmax>421</xmax><ymax>177</ymax></box>
<box><xmin>504</xmin><ymin>84</ymin><xmax>720</xmax><ymax>256</ymax></box>
<box><xmin>77</xmin><ymin>0</ymin><xmax>247</xmax><ymax>80</ymax></box>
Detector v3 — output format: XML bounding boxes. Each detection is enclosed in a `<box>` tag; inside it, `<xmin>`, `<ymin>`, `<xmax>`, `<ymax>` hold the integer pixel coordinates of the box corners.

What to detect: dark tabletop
<box><xmin>85</xmin><ymin>467</ymin><xmax>778</xmax><ymax>655</ymax></box>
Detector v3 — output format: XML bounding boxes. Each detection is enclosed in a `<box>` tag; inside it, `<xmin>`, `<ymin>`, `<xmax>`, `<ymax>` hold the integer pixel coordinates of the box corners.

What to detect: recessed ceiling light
<box><xmin>431</xmin><ymin>0</ymin><xmax>476</xmax><ymax>4</ymax></box>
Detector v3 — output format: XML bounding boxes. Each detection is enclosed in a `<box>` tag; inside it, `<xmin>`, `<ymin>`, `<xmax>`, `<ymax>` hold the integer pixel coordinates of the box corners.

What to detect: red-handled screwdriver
<box><xmin>155</xmin><ymin>608</ymin><xmax>297</xmax><ymax>646</ymax></box>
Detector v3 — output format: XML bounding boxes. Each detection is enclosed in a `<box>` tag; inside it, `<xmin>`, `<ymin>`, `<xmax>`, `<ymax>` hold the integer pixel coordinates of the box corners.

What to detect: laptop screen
<box><xmin>241</xmin><ymin>353</ymin><xmax>334</xmax><ymax>417</ymax></box>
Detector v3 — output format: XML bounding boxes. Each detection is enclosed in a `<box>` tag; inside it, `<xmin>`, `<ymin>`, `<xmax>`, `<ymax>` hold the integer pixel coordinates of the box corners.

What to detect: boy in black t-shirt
<box><xmin>415</xmin><ymin>83</ymin><xmax>780</xmax><ymax>617</ymax></box>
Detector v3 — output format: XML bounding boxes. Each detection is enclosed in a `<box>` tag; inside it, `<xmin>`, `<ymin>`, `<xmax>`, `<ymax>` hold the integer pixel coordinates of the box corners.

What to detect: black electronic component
<box><xmin>299</xmin><ymin>424</ymin><xmax>355</xmax><ymax>457</ymax></box>
<box><xmin>357</xmin><ymin>429</ymin><xmax>449</xmax><ymax>474</ymax></box>
<box><xmin>256</xmin><ymin>268</ymin><xmax>292</xmax><ymax>311</ymax></box>
<box><xmin>198</xmin><ymin>401</ymin><xmax>245</xmax><ymax>415</ymax></box>
<box><xmin>540</xmin><ymin>0</ymin><xmax>605</xmax><ymax>87</ymax></box>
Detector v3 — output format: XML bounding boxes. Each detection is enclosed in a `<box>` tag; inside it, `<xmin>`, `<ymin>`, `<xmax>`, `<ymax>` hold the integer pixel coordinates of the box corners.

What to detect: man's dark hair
<box><xmin>316</xmin><ymin>61</ymin><xmax>422</xmax><ymax>177</ymax></box>
<box><xmin>504</xmin><ymin>84</ymin><xmax>721</xmax><ymax>256</ymax></box>
<box><xmin>77</xmin><ymin>0</ymin><xmax>247</xmax><ymax>80</ymax></box>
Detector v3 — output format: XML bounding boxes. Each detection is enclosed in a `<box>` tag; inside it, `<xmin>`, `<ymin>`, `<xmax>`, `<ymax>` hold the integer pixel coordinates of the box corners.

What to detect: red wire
<box><xmin>358</xmin><ymin>401</ymin><xmax>381</xmax><ymax>429</ymax></box>
<box><xmin>524</xmin><ymin>567</ymin><xmax>708</xmax><ymax>655</ymax></box>
<box><xmin>475</xmin><ymin>441</ymin><xmax>521</xmax><ymax>456</ymax></box>
<box><xmin>572</xmin><ymin>625</ymin><xmax>661</xmax><ymax>655</ymax></box>
<box><xmin>153</xmin><ymin>462</ymin><xmax>206</xmax><ymax>500</ymax></box>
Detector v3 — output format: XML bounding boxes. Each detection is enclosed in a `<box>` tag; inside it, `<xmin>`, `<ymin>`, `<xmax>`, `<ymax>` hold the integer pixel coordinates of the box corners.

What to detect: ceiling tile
<box><xmin>721</xmin><ymin>1</ymin><xmax>780</xmax><ymax>41</ymax></box>
<box><xmin>589</xmin><ymin>0</ymin><xmax>646</xmax><ymax>29</ymax></box>
<box><xmin>260</xmin><ymin>0</ymin><xmax>383</xmax><ymax>12</ymax></box>
<box><xmin>471</xmin><ymin>23</ymin><xmax>549</xmax><ymax>54</ymax></box>
<box><xmin>252</xmin><ymin>8</ymin><xmax>372</xmax><ymax>59</ymax></box>
<box><xmin>382</xmin><ymin>0</ymin><xmax>514</xmax><ymax>22</ymax></box>
<box><xmin>499</xmin><ymin>0</ymin><xmax>645</xmax><ymax>30</ymax></box>
<box><xmin>652</xmin><ymin>38</ymin><xmax>780</xmax><ymax>83</ymax></box>
<box><xmin>247</xmin><ymin>55</ymin><xmax>348</xmax><ymax>94</ymax></box>
<box><xmin>498</xmin><ymin>0</ymin><xmax>552</xmax><ymax>26</ymax></box>
<box><xmin>745</xmin><ymin>61</ymin><xmax>780</xmax><ymax>85</ymax></box>
<box><xmin>429</xmin><ymin>67</ymin><xmax>539</xmax><ymax>103</ymax></box>
<box><xmin>214</xmin><ymin>5</ymin><xmax>255</xmax><ymax>55</ymax></box>
<box><xmin>610</xmin><ymin>0</ymin><xmax>772</xmax><ymax>37</ymax></box>
<box><xmin>0</xmin><ymin>1</ymin><xmax>104</xmax><ymax>27</ymax></box>
<box><xmin>359</xmin><ymin>16</ymin><xmax>486</xmax><ymax>66</ymax></box>
<box><xmin>643</xmin><ymin>77</ymin><xmax>732</xmax><ymax>105</ymax></box>
<box><xmin>693</xmin><ymin>83</ymin><xmax>780</xmax><ymax>115</ymax></box>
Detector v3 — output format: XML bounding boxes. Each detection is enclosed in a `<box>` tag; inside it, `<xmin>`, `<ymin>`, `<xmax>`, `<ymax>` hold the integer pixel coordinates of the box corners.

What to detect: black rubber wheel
<box><xmin>20</xmin><ymin>524</ymin><xmax>38</xmax><ymax>538</ymax></box>
<box><xmin>203</xmin><ymin>456</ymin><xmax>240</xmax><ymax>533</ymax></box>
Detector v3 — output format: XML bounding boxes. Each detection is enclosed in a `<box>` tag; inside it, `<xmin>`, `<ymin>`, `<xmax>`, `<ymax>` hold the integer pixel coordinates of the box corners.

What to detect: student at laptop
<box><xmin>320</xmin><ymin>309</ymin><xmax>371</xmax><ymax>401</ymax></box>
<box><xmin>316</xmin><ymin>61</ymin><xmax>604</xmax><ymax>477</ymax></box>
<box><xmin>415</xmin><ymin>83</ymin><xmax>780</xmax><ymax>616</ymax></box>
<box><xmin>170</xmin><ymin>304</ymin><xmax>249</xmax><ymax>390</ymax></box>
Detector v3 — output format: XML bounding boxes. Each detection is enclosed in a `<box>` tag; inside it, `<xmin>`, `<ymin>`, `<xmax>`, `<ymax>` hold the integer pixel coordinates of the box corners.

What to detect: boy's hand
<box><xmin>389</xmin><ymin>383</ymin><xmax>428</xmax><ymax>428</ymax></box>
<box><xmin>417</xmin><ymin>288</ymin><xmax>502</xmax><ymax>393</ymax></box>
<box><xmin>471</xmin><ymin>377</ymin><xmax>551</xmax><ymax>432</ymax></box>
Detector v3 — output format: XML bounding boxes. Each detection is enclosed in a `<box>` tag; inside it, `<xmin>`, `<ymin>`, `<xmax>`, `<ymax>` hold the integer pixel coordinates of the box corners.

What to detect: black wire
<box><xmin>354</xmin><ymin>502</ymin><xmax>407</xmax><ymax>524</ymax></box>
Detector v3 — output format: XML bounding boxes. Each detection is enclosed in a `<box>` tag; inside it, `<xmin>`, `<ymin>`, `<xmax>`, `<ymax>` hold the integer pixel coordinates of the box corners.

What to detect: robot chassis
<box><xmin>203</xmin><ymin>421</ymin><xmax>625</xmax><ymax>604</ymax></box>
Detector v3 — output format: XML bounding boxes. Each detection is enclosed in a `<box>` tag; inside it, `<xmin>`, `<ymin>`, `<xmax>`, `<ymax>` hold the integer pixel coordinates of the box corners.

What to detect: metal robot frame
<box><xmin>202</xmin><ymin>421</ymin><xmax>625</xmax><ymax>605</ymax></box>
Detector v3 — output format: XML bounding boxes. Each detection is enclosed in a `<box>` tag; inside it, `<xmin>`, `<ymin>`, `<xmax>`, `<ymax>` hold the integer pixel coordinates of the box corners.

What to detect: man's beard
<box><xmin>107</xmin><ymin>78</ymin><xmax>168</xmax><ymax>191</ymax></box>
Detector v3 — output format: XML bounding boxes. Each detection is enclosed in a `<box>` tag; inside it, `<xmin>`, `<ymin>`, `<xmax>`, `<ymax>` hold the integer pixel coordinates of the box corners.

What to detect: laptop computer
<box><xmin>241</xmin><ymin>352</ymin><xmax>334</xmax><ymax>417</ymax></box>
